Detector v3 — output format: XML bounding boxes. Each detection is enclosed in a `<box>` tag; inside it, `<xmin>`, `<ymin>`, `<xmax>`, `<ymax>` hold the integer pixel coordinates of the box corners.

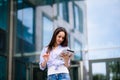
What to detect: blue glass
<box><xmin>0</xmin><ymin>56</ymin><xmax>7</xmax><ymax>80</ymax></box>
<box><xmin>74</xmin><ymin>39</ymin><xmax>82</xmax><ymax>60</ymax></box>
<box><xmin>17</xmin><ymin>8</ymin><xmax>33</xmax><ymax>44</ymax></box>
<box><xmin>73</xmin><ymin>3</ymin><xmax>83</xmax><ymax>33</ymax></box>
<box><xmin>58</xmin><ymin>2</ymin><xmax>69</xmax><ymax>22</ymax></box>
<box><xmin>0</xmin><ymin>0</ymin><xmax>8</xmax><ymax>54</ymax></box>
<box><xmin>43</xmin><ymin>15</ymin><xmax>53</xmax><ymax>47</ymax></box>
<box><xmin>16</xmin><ymin>1</ymin><xmax>35</xmax><ymax>53</ymax></box>
<box><xmin>0</xmin><ymin>0</ymin><xmax>8</xmax><ymax>30</ymax></box>
<box><xmin>15</xmin><ymin>61</ymin><xmax>26</xmax><ymax>80</ymax></box>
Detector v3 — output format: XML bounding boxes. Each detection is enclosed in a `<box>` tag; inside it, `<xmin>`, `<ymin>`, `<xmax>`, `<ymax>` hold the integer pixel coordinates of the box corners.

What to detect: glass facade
<box><xmin>74</xmin><ymin>39</ymin><xmax>82</xmax><ymax>61</ymax></box>
<box><xmin>58</xmin><ymin>1</ymin><xmax>69</xmax><ymax>22</ymax></box>
<box><xmin>16</xmin><ymin>0</ymin><xmax>35</xmax><ymax>53</ymax></box>
<box><xmin>0</xmin><ymin>0</ymin><xmax>8</xmax><ymax>80</ymax></box>
<box><xmin>1</xmin><ymin>0</ymin><xmax>120</xmax><ymax>80</ymax></box>
<box><xmin>73</xmin><ymin>2</ymin><xmax>83</xmax><ymax>33</ymax></box>
<box><xmin>0</xmin><ymin>56</ymin><xmax>7</xmax><ymax>80</ymax></box>
<box><xmin>1</xmin><ymin>0</ymin><xmax>85</xmax><ymax>80</ymax></box>
<box><xmin>0</xmin><ymin>0</ymin><xmax>8</xmax><ymax>54</ymax></box>
<box><xmin>42</xmin><ymin>14</ymin><xmax>53</xmax><ymax>47</ymax></box>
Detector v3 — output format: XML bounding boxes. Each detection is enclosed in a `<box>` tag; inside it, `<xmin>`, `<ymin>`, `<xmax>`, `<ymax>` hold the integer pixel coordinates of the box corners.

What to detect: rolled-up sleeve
<box><xmin>39</xmin><ymin>47</ymin><xmax>47</xmax><ymax>70</ymax></box>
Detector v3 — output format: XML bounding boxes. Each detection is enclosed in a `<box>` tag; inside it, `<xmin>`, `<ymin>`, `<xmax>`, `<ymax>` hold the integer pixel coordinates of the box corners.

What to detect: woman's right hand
<box><xmin>43</xmin><ymin>53</ymin><xmax>50</xmax><ymax>62</ymax></box>
<box><xmin>41</xmin><ymin>53</ymin><xmax>50</xmax><ymax>68</ymax></box>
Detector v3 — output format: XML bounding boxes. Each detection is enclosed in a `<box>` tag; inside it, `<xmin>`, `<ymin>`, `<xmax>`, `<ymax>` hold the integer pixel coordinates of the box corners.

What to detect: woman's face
<box><xmin>55</xmin><ymin>31</ymin><xmax>65</xmax><ymax>46</ymax></box>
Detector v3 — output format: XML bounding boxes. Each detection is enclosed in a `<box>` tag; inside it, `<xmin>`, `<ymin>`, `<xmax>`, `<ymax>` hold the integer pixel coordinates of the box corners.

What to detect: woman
<box><xmin>39</xmin><ymin>27</ymin><xmax>72</xmax><ymax>80</ymax></box>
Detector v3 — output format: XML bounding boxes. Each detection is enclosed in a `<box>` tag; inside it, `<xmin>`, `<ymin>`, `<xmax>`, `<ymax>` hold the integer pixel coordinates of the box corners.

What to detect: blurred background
<box><xmin>0</xmin><ymin>0</ymin><xmax>120</xmax><ymax>80</ymax></box>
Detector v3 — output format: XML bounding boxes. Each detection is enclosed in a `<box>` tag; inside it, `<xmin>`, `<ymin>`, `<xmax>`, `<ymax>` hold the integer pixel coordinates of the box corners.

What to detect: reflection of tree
<box><xmin>93</xmin><ymin>74</ymin><xmax>106</xmax><ymax>80</ymax></box>
<box><xmin>109</xmin><ymin>61</ymin><xmax>120</xmax><ymax>80</ymax></box>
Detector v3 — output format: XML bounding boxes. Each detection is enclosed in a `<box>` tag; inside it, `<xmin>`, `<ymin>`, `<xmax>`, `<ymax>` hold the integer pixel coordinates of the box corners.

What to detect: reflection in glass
<box><xmin>17</xmin><ymin>8</ymin><xmax>33</xmax><ymax>44</ymax></box>
<box><xmin>73</xmin><ymin>2</ymin><xmax>83</xmax><ymax>33</ymax></box>
<box><xmin>0</xmin><ymin>0</ymin><xmax>8</xmax><ymax>54</ymax></box>
<box><xmin>16</xmin><ymin>1</ymin><xmax>35</xmax><ymax>53</ymax></box>
<box><xmin>15</xmin><ymin>60</ymin><xmax>26</xmax><ymax>80</ymax></box>
<box><xmin>92</xmin><ymin>62</ymin><xmax>107</xmax><ymax>80</ymax></box>
<box><xmin>0</xmin><ymin>0</ymin><xmax>8</xmax><ymax>30</ymax></box>
<box><xmin>0</xmin><ymin>56</ymin><xmax>7</xmax><ymax>80</ymax></box>
<box><xmin>58</xmin><ymin>1</ymin><xmax>69</xmax><ymax>22</ymax></box>
<box><xmin>43</xmin><ymin>15</ymin><xmax>53</xmax><ymax>47</ymax></box>
<box><xmin>74</xmin><ymin>39</ymin><xmax>82</xmax><ymax>60</ymax></box>
<box><xmin>108</xmin><ymin>61</ymin><xmax>120</xmax><ymax>80</ymax></box>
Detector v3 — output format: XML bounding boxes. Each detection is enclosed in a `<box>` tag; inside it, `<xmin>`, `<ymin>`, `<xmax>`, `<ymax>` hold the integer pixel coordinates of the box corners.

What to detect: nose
<box><xmin>59</xmin><ymin>37</ymin><xmax>63</xmax><ymax>41</ymax></box>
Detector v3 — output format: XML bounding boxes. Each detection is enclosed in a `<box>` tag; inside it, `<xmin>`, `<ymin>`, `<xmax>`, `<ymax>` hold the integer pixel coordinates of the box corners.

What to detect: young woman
<box><xmin>39</xmin><ymin>27</ymin><xmax>72</xmax><ymax>80</ymax></box>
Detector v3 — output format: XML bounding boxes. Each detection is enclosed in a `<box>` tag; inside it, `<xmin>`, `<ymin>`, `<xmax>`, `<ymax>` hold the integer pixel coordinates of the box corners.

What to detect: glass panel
<box><xmin>0</xmin><ymin>0</ymin><xmax>8</xmax><ymax>30</ymax></box>
<box><xmin>17</xmin><ymin>8</ymin><xmax>34</xmax><ymax>44</ymax></box>
<box><xmin>0</xmin><ymin>56</ymin><xmax>7</xmax><ymax>80</ymax></box>
<box><xmin>15</xmin><ymin>60</ymin><xmax>26</xmax><ymax>80</ymax></box>
<box><xmin>68</xmin><ymin>34</ymin><xmax>71</xmax><ymax>48</ymax></box>
<box><xmin>70</xmin><ymin>67</ymin><xmax>78</xmax><ymax>80</ymax></box>
<box><xmin>92</xmin><ymin>62</ymin><xmax>107</xmax><ymax>80</ymax></box>
<box><xmin>73</xmin><ymin>2</ymin><xmax>83</xmax><ymax>33</ymax></box>
<box><xmin>108</xmin><ymin>61</ymin><xmax>120</xmax><ymax>80</ymax></box>
<box><xmin>16</xmin><ymin>1</ymin><xmax>35</xmax><ymax>53</ymax></box>
<box><xmin>58</xmin><ymin>1</ymin><xmax>69</xmax><ymax>22</ymax></box>
<box><xmin>73</xmin><ymin>39</ymin><xmax>82</xmax><ymax>61</ymax></box>
<box><xmin>33</xmin><ymin>67</ymin><xmax>47</xmax><ymax>80</ymax></box>
<box><xmin>0</xmin><ymin>0</ymin><xmax>8</xmax><ymax>54</ymax></box>
<box><xmin>42</xmin><ymin>15</ymin><xmax>53</xmax><ymax>47</ymax></box>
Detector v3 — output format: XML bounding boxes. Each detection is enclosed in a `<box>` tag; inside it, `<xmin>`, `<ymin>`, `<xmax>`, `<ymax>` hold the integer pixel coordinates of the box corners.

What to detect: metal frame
<box><xmin>89</xmin><ymin>58</ymin><xmax>120</xmax><ymax>80</ymax></box>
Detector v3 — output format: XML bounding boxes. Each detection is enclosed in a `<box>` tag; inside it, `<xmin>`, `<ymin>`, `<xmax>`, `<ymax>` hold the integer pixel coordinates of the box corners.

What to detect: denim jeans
<box><xmin>47</xmin><ymin>73</ymin><xmax>71</xmax><ymax>80</ymax></box>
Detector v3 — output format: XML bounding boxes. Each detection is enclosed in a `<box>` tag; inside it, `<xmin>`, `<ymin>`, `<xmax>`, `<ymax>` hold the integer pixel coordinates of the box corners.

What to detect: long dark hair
<box><xmin>46</xmin><ymin>27</ymin><xmax>68</xmax><ymax>53</ymax></box>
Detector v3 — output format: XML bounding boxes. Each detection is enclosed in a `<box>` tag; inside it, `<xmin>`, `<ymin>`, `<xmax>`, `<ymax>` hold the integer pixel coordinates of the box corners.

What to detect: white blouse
<box><xmin>39</xmin><ymin>45</ymin><xmax>70</xmax><ymax>75</ymax></box>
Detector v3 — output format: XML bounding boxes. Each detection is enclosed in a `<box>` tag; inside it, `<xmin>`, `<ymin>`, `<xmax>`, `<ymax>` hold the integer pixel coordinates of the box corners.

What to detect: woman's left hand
<box><xmin>60</xmin><ymin>52</ymin><xmax>72</xmax><ymax>67</ymax></box>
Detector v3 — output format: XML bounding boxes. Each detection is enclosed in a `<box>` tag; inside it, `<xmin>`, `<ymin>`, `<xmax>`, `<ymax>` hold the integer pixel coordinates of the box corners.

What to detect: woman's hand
<box><xmin>60</xmin><ymin>52</ymin><xmax>72</xmax><ymax>68</ymax></box>
<box><xmin>41</xmin><ymin>53</ymin><xmax>50</xmax><ymax>68</ymax></box>
<box><xmin>43</xmin><ymin>53</ymin><xmax>50</xmax><ymax>62</ymax></box>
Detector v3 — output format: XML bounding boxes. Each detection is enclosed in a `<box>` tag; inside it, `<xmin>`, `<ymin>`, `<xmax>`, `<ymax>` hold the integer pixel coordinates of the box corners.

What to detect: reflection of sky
<box><xmin>43</xmin><ymin>16</ymin><xmax>53</xmax><ymax>47</ymax></box>
<box><xmin>87</xmin><ymin>0</ymin><xmax>120</xmax><ymax>59</ymax></box>
<box><xmin>17</xmin><ymin>8</ymin><xmax>33</xmax><ymax>34</ymax></box>
<box><xmin>59</xmin><ymin>3</ymin><xmax>64</xmax><ymax>18</ymax></box>
<box><xmin>87</xmin><ymin>0</ymin><xmax>120</xmax><ymax>49</ymax></box>
<box><xmin>74</xmin><ymin>5</ymin><xmax>79</xmax><ymax>30</ymax></box>
<box><xmin>74</xmin><ymin>40</ymin><xmax>82</xmax><ymax>60</ymax></box>
<box><xmin>92</xmin><ymin>62</ymin><xmax>106</xmax><ymax>75</ymax></box>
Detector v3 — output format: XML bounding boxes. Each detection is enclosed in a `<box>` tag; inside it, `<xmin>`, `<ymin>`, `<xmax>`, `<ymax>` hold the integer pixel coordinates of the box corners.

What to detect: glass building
<box><xmin>0</xmin><ymin>0</ymin><xmax>120</xmax><ymax>80</ymax></box>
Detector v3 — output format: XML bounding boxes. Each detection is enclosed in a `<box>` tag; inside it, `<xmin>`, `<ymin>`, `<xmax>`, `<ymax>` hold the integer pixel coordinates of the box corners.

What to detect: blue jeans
<box><xmin>47</xmin><ymin>73</ymin><xmax>71</xmax><ymax>80</ymax></box>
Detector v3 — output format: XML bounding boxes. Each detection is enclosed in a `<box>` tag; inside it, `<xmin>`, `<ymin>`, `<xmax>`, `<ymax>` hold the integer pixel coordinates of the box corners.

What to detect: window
<box><xmin>58</xmin><ymin>1</ymin><xmax>69</xmax><ymax>22</ymax></box>
<box><xmin>73</xmin><ymin>3</ymin><xmax>83</xmax><ymax>33</ymax></box>
<box><xmin>0</xmin><ymin>0</ymin><xmax>8</xmax><ymax>54</ymax></box>
<box><xmin>16</xmin><ymin>1</ymin><xmax>35</xmax><ymax>53</ymax></box>
<box><xmin>74</xmin><ymin>39</ymin><xmax>82</xmax><ymax>61</ymax></box>
<box><xmin>42</xmin><ymin>14</ymin><xmax>53</xmax><ymax>47</ymax></box>
<box><xmin>0</xmin><ymin>56</ymin><xmax>7</xmax><ymax>80</ymax></box>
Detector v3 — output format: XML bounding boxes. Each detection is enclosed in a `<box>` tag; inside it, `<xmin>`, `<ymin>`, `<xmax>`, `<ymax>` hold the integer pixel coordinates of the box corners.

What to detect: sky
<box><xmin>87</xmin><ymin>0</ymin><xmax>120</xmax><ymax>49</ymax></box>
<box><xmin>86</xmin><ymin>0</ymin><xmax>120</xmax><ymax>75</ymax></box>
